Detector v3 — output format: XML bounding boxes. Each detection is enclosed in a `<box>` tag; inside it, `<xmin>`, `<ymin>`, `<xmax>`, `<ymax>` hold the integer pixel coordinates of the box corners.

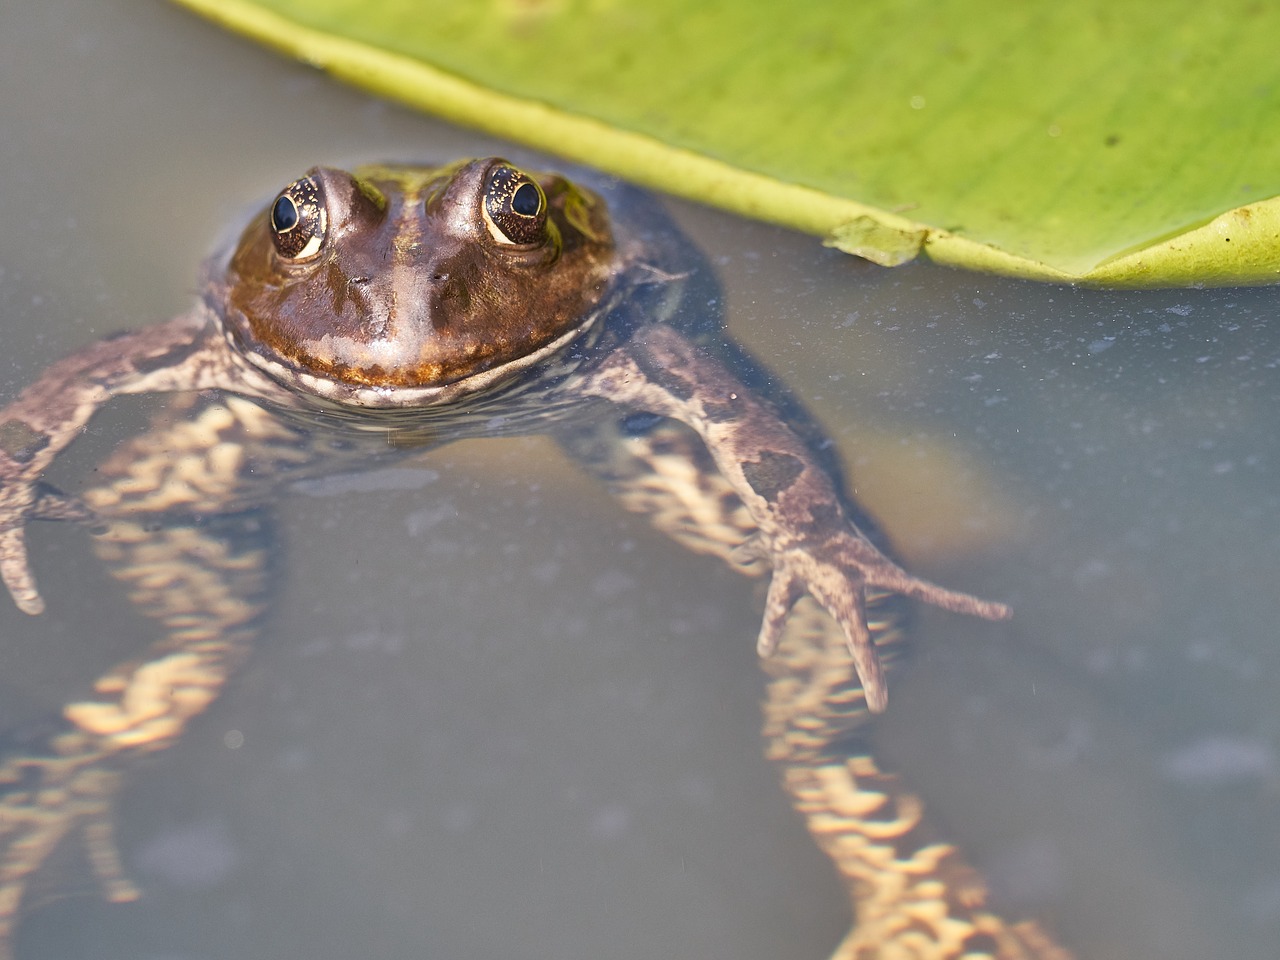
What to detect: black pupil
<box><xmin>511</xmin><ymin>182</ymin><xmax>541</xmax><ymax>217</ymax></box>
<box><xmin>272</xmin><ymin>195</ymin><xmax>299</xmax><ymax>232</ymax></box>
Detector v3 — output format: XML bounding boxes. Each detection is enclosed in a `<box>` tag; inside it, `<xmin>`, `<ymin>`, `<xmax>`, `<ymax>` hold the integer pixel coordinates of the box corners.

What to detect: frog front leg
<box><xmin>0</xmin><ymin>313</ymin><xmax>275</xmax><ymax>615</ymax></box>
<box><xmin>577</xmin><ymin>323</ymin><xmax>1010</xmax><ymax>712</ymax></box>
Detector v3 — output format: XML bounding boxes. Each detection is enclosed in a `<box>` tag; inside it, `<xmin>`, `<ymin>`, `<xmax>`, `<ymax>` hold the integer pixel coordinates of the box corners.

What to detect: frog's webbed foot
<box><xmin>758</xmin><ymin>532</ymin><xmax>1011</xmax><ymax>713</ymax></box>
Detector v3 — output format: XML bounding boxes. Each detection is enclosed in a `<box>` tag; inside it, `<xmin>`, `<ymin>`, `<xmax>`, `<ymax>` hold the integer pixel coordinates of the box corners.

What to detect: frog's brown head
<box><xmin>217</xmin><ymin>158</ymin><xmax>617</xmax><ymax>406</ymax></box>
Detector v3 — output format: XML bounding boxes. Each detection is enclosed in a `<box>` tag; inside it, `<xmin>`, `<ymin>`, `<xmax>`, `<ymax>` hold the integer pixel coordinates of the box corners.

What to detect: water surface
<box><xmin>1</xmin><ymin>3</ymin><xmax>1278</xmax><ymax>959</ymax></box>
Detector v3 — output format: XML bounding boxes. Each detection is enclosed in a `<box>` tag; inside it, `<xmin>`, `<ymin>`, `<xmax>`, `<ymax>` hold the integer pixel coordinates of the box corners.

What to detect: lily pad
<box><xmin>172</xmin><ymin>0</ymin><xmax>1280</xmax><ymax>286</ymax></box>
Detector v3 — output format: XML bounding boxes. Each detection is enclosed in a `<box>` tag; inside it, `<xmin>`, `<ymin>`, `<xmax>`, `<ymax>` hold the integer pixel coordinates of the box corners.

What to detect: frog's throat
<box><xmin>219</xmin><ymin>308</ymin><xmax>603</xmax><ymax>410</ymax></box>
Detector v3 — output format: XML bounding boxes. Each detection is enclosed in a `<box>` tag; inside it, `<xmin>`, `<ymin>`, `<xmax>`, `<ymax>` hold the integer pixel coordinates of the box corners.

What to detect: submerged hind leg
<box><xmin>764</xmin><ymin>597</ymin><xmax>1074</xmax><ymax>960</ymax></box>
<box><xmin>0</xmin><ymin>510</ymin><xmax>270</xmax><ymax>958</ymax></box>
<box><xmin>562</xmin><ymin>413</ymin><xmax>1073</xmax><ymax>959</ymax></box>
<box><xmin>0</xmin><ymin>398</ymin><xmax>288</xmax><ymax>958</ymax></box>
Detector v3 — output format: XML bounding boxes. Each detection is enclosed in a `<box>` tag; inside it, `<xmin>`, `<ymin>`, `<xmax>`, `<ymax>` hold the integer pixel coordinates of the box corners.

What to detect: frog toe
<box><xmin>759</xmin><ymin>552</ymin><xmax>890</xmax><ymax>712</ymax></box>
<box><xmin>0</xmin><ymin>527</ymin><xmax>43</xmax><ymax>615</ymax></box>
<box><xmin>820</xmin><ymin>584</ymin><xmax>888</xmax><ymax>714</ymax></box>
<box><xmin>865</xmin><ymin>561</ymin><xmax>1013</xmax><ymax>623</ymax></box>
<box><xmin>757</xmin><ymin>565</ymin><xmax>805</xmax><ymax>657</ymax></box>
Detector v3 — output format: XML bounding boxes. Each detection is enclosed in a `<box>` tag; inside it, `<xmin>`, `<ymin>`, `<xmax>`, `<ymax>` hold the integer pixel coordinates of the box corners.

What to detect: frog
<box><xmin>0</xmin><ymin>158</ymin><xmax>1071</xmax><ymax>959</ymax></box>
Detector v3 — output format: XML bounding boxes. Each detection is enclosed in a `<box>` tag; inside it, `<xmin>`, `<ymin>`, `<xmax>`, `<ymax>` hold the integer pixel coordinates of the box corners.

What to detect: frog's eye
<box><xmin>481</xmin><ymin>165</ymin><xmax>547</xmax><ymax>246</ymax></box>
<box><xmin>270</xmin><ymin>176</ymin><xmax>327</xmax><ymax>261</ymax></box>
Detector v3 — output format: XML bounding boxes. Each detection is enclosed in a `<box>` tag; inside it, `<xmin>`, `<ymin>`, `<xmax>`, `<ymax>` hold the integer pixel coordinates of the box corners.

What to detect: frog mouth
<box><xmin>221</xmin><ymin>305</ymin><xmax>606</xmax><ymax>410</ymax></box>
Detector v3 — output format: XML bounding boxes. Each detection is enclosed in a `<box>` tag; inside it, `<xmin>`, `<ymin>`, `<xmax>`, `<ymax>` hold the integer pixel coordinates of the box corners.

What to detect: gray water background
<box><xmin>2</xmin><ymin>2</ymin><xmax>1278</xmax><ymax>959</ymax></box>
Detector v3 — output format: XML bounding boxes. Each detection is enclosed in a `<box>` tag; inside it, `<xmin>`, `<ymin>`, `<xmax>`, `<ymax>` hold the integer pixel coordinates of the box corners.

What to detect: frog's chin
<box><xmin>221</xmin><ymin>311</ymin><xmax>600</xmax><ymax>410</ymax></box>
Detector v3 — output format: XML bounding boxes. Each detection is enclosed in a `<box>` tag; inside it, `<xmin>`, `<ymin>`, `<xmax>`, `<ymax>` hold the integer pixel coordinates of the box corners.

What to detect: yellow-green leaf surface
<box><xmin>172</xmin><ymin>0</ymin><xmax>1280</xmax><ymax>286</ymax></box>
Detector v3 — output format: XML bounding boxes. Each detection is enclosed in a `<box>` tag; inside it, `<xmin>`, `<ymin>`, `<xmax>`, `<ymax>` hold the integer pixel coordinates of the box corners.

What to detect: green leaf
<box><xmin>171</xmin><ymin>0</ymin><xmax>1280</xmax><ymax>286</ymax></box>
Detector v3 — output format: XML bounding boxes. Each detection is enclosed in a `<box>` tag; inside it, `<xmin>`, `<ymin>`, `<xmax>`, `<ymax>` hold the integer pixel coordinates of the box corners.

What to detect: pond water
<box><xmin>2</xmin><ymin>2</ymin><xmax>1278</xmax><ymax>959</ymax></box>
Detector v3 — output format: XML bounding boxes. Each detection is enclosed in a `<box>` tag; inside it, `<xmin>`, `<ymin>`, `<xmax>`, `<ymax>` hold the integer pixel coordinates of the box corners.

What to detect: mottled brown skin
<box><xmin>0</xmin><ymin>159</ymin><xmax>1068</xmax><ymax>960</ymax></box>
<box><xmin>571</xmin><ymin>419</ymin><xmax>1076</xmax><ymax>960</ymax></box>
<box><xmin>222</xmin><ymin>160</ymin><xmax>615</xmax><ymax>393</ymax></box>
